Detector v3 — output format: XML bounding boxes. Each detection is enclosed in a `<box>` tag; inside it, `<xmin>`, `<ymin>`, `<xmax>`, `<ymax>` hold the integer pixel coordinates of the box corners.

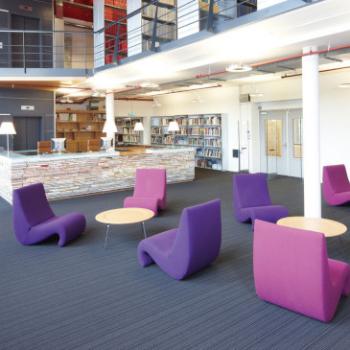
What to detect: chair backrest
<box><xmin>88</xmin><ymin>139</ymin><xmax>101</xmax><ymax>152</ymax></box>
<box><xmin>323</xmin><ymin>164</ymin><xmax>350</xmax><ymax>193</ymax></box>
<box><xmin>134</xmin><ymin>168</ymin><xmax>166</xmax><ymax>200</ymax></box>
<box><xmin>66</xmin><ymin>140</ymin><xmax>79</xmax><ymax>153</ymax></box>
<box><xmin>233</xmin><ymin>173</ymin><xmax>272</xmax><ymax>209</ymax></box>
<box><xmin>77</xmin><ymin>140</ymin><xmax>88</xmax><ymax>153</ymax></box>
<box><xmin>253</xmin><ymin>220</ymin><xmax>331</xmax><ymax>319</ymax></box>
<box><xmin>13</xmin><ymin>183</ymin><xmax>55</xmax><ymax>243</ymax></box>
<box><xmin>171</xmin><ymin>199</ymin><xmax>221</xmax><ymax>276</ymax></box>
<box><xmin>37</xmin><ymin>141</ymin><xmax>52</xmax><ymax>154</ymax></box>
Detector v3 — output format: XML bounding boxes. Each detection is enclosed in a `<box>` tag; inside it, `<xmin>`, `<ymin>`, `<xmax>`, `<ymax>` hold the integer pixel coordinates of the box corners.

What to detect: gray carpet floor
<box><xmin>1</xmin><ymin>169</ymin><xmax>350</xmax><ymax>350</ymax></box>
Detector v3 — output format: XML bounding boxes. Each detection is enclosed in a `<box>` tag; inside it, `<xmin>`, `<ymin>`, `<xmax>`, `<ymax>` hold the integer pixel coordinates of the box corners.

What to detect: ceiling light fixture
<box><xmin>141</xmin><ymin>82</ymin><xmax>220</xmax><ymax>97</ymax></box>
<box><xmin>226</xmin><ymin>64</ymin><xmax>252</xmax><ymax>73</ymax></box>
<box><xmin>140</xmin><ymin>82</ymin><xmax>159</xmax><ymax>89</ymax></box>
<box><xmin>249</xmin><ymin>92</ymin><xmax>264</xmax><ymax>98</ymax></box>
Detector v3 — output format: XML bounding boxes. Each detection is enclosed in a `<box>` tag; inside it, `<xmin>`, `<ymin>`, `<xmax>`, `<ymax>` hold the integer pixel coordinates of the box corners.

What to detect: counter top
<box><xmin>0</xmin><ymin>146</ymin><xmax>194</xmax><ymax>163</ymax></box>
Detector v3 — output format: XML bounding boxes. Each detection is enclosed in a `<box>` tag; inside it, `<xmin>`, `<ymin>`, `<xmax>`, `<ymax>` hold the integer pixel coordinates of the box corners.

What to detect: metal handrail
<box><xmin>0</xmin><ymin>0</ymin><xmax>317</xmax><ymax>71</ymax></box>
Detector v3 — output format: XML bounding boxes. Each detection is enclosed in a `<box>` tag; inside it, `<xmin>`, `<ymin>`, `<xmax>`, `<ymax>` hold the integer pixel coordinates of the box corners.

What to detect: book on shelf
<box><xmin>150</xmin><ymin>114</ymin><xmax>223</xmax><ymax>170</ymax></box>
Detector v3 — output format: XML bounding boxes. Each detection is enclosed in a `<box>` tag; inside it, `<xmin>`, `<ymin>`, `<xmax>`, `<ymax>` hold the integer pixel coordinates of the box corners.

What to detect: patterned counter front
<box><xmin>0</xmin><ymin>148</ymin><xmax>195</xmax><ymax>204</ymax></box>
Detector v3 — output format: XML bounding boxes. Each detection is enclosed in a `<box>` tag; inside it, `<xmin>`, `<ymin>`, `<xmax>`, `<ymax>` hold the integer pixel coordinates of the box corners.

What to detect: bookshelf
<box><xmin>104</xmin><ymin>0</ymin><xmax>127</xmax><ymax>64</ymax></box>
<box><xmin>56</xmin><ymin>110</ymin><xmax>106</xmax><ymax>141</ymax></box>
<box><xmin>151</xmin><ymin>114</ymin><xmax>222</xmax><ymax>170</ymax></box>
<box><xmin>116</xmin><ymin>117</ymin><xmax>144</xmax><ymax>144</ymax></box>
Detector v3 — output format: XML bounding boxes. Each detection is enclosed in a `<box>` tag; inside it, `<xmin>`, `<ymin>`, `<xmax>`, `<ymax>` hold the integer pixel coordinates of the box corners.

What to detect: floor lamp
<box><xmin>0</xmin><ymin>121</ymin><xmax>16</xmax><ymax>156</ymax></box>
<box><xmin>134</xmin><ymin>121</ymin><xmax>144</xmax><ymax>144</ymax></box>
<box><xmin>102</xmin><ymin>119</ymin><xmax>118</xmax><ymax>151</ymax></box>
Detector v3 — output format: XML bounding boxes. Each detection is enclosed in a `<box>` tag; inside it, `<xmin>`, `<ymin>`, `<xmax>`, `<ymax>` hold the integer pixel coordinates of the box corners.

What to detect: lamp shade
<box><xmin>168</xmin><ymin>120</ymin><xmax>179</xmax><ymax>132</ymax></box>
<box><xmin>102</xmin><ymin>120</ymin><xmax>118</xmax><ymax>133</ymax></box>
<box><xmin>134</xmin><ymin>121</ymin><xmax>144</xmax><ymax>132</ymax></box>
<box><xmin>0</xmin><ymin>121</ymin><xmax>16</xmax><ymax>135</ymax></box>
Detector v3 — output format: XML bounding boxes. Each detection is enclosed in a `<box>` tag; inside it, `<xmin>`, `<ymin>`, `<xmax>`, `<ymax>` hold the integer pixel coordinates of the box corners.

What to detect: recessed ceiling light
<box><xmin>249</xmin><ymin>92</ymin><xmax>264</xmax><ymax>98</ymax></box>
<box><xmin>226</xmin><ymin>64</ymin><xmax>252</xmax><ymax>73</ymax></box>
<box><xmin>339</xmin><ymin>83</ymin><xmax>350</xmax><ymax>88</ymax></box>
<box><xmin>140</xmin><ymin>82</ymin><xmax>159</xmax><ymax>88</ymax></box>
<box><xmin>56</xmin><ymin>87</ymin><xmax>81</xmax><ymax>94</ymax></box>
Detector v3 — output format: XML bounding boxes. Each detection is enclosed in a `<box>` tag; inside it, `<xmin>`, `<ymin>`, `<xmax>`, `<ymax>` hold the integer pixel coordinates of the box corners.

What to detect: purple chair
<box><xmin>253</xmin><ymin>219</ymin><xmax>350</xmax><ymax>322</ymax></box>
<box><xmin>13</xmin><ymin>183</ymin><xmax>86</xmax><ymax>247</ymax></box>
<box><xmin>124</xmin><ymin>168</ymin><xmax>166</xmax><ymax>214</ymax></box>
<box><xmin>233</xmin><ymin>173</ymin><xmax>288</xmax><ymax>224</ymax></box>
<box><xmin>137</xmin><ymin>199</ymin><xmax>221</xmax><ymax>280</ymax></box>
<box><xmin>323</xmin><ymin>164</ymin><xmax>350</xmax><ymax>206</ymax></box>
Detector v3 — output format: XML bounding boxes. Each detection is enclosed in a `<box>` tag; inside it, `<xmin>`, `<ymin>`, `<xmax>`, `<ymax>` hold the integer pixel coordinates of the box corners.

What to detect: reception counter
<box><xmin>0</xmin><ymin>147</ymin><xmax>196</xmax><ymax>204</ymax></box>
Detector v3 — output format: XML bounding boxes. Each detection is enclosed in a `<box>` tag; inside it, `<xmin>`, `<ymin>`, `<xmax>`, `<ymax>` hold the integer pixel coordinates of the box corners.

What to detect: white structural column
<box><xmin>105</xmin><ymin>92</ymin><xmax>116</xmax><ymax>144</ymax></box>
<box><xmin>302</xmin><ymin>46</ymin><xmax>321</xmax><ymax>218</ymax></box>
<box><xmin>93</xmin><ymin>0</ymin><xmax>105</xmax><ymax>68</ymax></box>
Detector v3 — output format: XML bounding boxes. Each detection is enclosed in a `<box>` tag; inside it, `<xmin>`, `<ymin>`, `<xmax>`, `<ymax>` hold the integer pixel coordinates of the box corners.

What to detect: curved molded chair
<box><xmin>13</xmin><ymin>183</ymin><xmax>86</xmax><ymax>247</ymax></box>
<box><xmin>137</xmin><ymin>199</ymin><xmax>221</xmax><ymax>280</ymax></box>
<box><xmin>124</xmin><ymin>168</ymin><xmax>166</xmax><ymax>214</ymax></box>
<box><xmin>253</xmin><ymin>219</ymin><xmax>350</xmax><ymax>322</ymax></box>
<box><xmin>323</xmin><ymin>164</ymin><xmax>350</xmax><ymax>206</ymax></box>
<box><xmin>233</xmin><ymin>173</ymin><xmax>288</xmax><ymax>224</ymax></box>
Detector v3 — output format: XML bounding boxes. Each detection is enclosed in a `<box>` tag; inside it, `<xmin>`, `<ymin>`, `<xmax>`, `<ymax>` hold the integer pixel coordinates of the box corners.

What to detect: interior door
<box><xmin>260</xmin><ymin>110</ymin><xmax>288</xmax><ymax>176</ymax></box>
<box><xmin>287</xmin><ymin>109</ymin><xmax>303</xmax><ymax>178</ymax></box>
<box><xmin>13</xmin><ymin>117</ymin><xmax>42</xmax><ymax>151</ymax></box>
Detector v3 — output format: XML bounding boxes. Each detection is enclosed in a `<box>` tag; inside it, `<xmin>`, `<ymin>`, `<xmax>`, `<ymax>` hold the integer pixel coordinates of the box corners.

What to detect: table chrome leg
<box><xmin>104</xmin><ymin>224</ymin><xmax>111</xmax><ymax>249</ymax></box>
<box><xmin>141</xmin><ymin>222</ymin><xmax>147</xmax><ymax>239</ymax></box>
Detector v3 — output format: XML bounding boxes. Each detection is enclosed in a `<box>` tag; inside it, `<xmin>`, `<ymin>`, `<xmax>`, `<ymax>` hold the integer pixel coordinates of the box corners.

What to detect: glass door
<box><xmin>287</xmin><ymin>109</ymin><xmax>303</xmax><ymax>178</ymax></box>
<box><xmin>260</xmin><ymin>110</ymin><xmax>288</xmax><ymax>177</ymax></box>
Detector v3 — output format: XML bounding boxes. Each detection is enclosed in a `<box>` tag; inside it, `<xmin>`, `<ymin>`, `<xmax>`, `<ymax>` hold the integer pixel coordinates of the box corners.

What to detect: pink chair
<box><xmin>323</xmin><ymin>164</ymin><xmax>350</xmax><ymax>206</ymax></box>
<box><xmin>124</xmin><ymin>168</ymin><xmax>166</xmax><ymax>214</ymax></box>
<box><xmin>253</xmin><ymin>219</ymin><xmax>350</xmax><ymax>322</ymax></box>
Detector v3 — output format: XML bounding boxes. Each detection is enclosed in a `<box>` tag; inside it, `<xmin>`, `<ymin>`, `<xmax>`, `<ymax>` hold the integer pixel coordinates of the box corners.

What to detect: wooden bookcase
<box><xmin>151</xmin><ymin>114</ymin><xmax>222</xmax><ymax>170</ymax></box>
<box><xmin>56</xmin><ymin>111</ymin><xmax>144</xmax><ymax>145</ymax></box>
<box><xmin>56</xmin><ymin>110</ymin><xmax>106</xmax><ymax>141</ymax></box>
<box><xmin>142</xmin><ymin>0</ymin><xmax>177</xmax><ymax>51</ymax></box>
<box><xmin>104</xmin><ymin>0</ymin><xmax>127</xmax><ymax>64</ymax></box>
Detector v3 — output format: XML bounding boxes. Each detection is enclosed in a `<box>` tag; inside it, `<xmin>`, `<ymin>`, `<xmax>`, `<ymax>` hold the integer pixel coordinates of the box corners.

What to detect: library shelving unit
<box><xmin>151</xmin><ymin>114</ymin><xmax>222</xmax><ymax>170</ymax></box>
<box><xmin>116</xmin><ymin>117</ymin><xmax>144</xmax><ymax>144</ymax></box>
<box><xmin>142</xmin><ymin>0</ymin><xmax>177</xmax><ymax>51</ymax></box>
<box><xmin>104</xmin><ymin>0</ymin><xmax>127</xmax><ymax>64</ymax></box>
<box><xmin>56</xmin><ymin>110</ymin><xmax>106</xmax><ymax>141</ymax></box>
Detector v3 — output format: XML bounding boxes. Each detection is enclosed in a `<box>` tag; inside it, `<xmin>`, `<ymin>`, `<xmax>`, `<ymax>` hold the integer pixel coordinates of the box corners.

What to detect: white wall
<box><xmin>93</xmin><ymin>0</ymin><xmax>105</xmax><ymax>68</ymax></box>
<box><xmin>240</xmin><ymin>70</ymin><xmax>350</xmax><ymax>174</ymax></box>
<box><xmin>127</xmin><ymin>0</ymin><xmax>142</xmax><ymax>56</ymax></box>
<box><xmin>177</xmin><ymin>0</ymin><xmax>200</xmax><ymax>39</ymax></box>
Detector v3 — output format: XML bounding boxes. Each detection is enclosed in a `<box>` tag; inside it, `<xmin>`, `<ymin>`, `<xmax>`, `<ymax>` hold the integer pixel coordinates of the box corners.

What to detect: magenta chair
<box><xmin>138</xmin><ymin>199</ymin><xmax>221</xmax><ymax>280</ymax></box>
<box><xmin>253</xmin><ymin>220</ymin><xmax>350</xmax><ymax>322</ymax></box>
<box><xmin>323</xmin><ymin>164</ymin><xmax>350</xmax><ymax>206</ymax></box>
<box><xmin>124</xmin><ymin>168</ymin><xmax>166</xmax><ymax>214</ymax></box>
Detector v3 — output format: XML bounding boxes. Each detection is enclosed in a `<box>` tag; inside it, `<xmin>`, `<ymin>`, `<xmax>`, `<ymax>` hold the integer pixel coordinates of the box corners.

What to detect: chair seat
<box><xmin>29</xmin><ymin>212</ymin><xmax>86</xmax><ymax>247</ymax></box>
<box><xmin>239</xmin><ymin>205</ymin><xmax>288</xmax><ymax>223</ymax></box>
<box><xmin>138</xmin><ymin>199</ymin><xmax>221</xmax><ymax>280</ymax></box>
<box><xmin>331</xmin><ymin>191</ymin><xmax>350</xmax><ymax>206</ymax></box>
<box><xmin>329</xmin><ymin>258</ymin><xmax>350</xmax><ymax>296</ymax></box>
<box><xmin>124</xmin><ymin>196</ymin><xmax>159</xmax><ymax>214</ymax></box>
<box><xmin>249</xmin><ymin>205</ymin><xmax>289</xmax><ymax>223</ymax></box>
